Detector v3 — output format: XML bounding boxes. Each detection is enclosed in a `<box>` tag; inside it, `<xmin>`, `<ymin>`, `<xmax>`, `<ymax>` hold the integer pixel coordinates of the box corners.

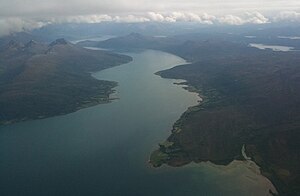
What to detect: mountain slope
<box><xmin>0</xmin><ymin>39</ymin><xmax>132</xmax><ymax>124</ymax></box>
<box><xmin>152</xmin><ymin>51</ymin><xmax>300</xmax><ymax>195</ymax></box>
<box><xmin>79</xmin><ymin>32</ymin><xmax>300</xmax><ymax>194</ymax></box>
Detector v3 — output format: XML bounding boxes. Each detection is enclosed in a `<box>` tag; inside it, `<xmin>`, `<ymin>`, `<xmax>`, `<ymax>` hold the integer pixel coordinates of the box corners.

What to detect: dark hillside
<box><xmin>0</xmin><ymin>39</ymin><xmax>132</xmax><ymax>124</ymax></box>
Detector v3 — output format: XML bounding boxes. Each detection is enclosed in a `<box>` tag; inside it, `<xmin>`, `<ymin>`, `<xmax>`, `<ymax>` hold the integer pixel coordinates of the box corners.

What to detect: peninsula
<box><xmin>0</xmin><ymin>39</ymin><xmax>132</xmax><ymax>124</ymax></box>
<box><xmin>84</xmin><ymin>33</ymin><xmax>300</xmax><ymax>195</ymax></box>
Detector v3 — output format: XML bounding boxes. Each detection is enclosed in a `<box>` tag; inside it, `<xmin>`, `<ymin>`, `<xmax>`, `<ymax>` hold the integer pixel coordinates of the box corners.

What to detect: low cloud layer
<box><xmin>219</xmin><ymin>12</ymin><xmax>269</xmax><ymax>25</ymax></box>
<box><xmin>1</xmin><ymin>11</ymin><xmax>300</xmax><ymax>36</ymax></box>
<box><xmin>0</xmin><ymin>0</ymin><xmax>300</xmax><ymax>36</ymax></box>
<box><xmin>1</xmin><ymin>0</ymin><xmax>300</xmax><ymax>17</ymax></box>
<box><xmin>273</xmin><ymin>11</ymin><xmax>300</xmax><ymax>22</ymax></box>
<box><xmin>0</xmin><ymin>18</ymin><xmax>47</xmax><ymax>36</ymax></box>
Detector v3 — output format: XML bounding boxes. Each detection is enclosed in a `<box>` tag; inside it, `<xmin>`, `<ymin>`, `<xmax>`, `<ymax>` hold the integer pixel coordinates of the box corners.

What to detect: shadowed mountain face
<box><xmin>0</xmin><ymin>39</ymin><xmax>132</xmax><ymax>124</ymax></box>
<box><xmin>77</xmin><ymin>32</ymin><xmax>180</xmax><ymax>50</ymax></box>
<box><xmin>91</xmin><ymin>33</ymin><xmax>300</xmax><ymax>195</ymax></box>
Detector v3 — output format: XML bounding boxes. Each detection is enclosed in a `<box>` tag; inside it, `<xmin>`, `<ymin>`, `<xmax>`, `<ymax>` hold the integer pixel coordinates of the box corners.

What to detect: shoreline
<box><xmin>0</xmin><ymin>46</ymin><xmax>133</xmax><ymax>126</ymax></box>
<box><xmin>0</xmin><ymin>94</ymin><xmax>119</xmax><ymax>126</ymax></box>
<box><xmin>150</xmin><ymin>70</ymin><xmax>279</xmax><ymax>195</ymax></box>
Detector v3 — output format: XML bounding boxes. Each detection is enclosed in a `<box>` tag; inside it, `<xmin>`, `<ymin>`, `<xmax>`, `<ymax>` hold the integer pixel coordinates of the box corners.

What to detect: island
<box><xmin>0</xmin><ymin>39</ymin><xmax>132</xmax><ymax>124</ymax></box>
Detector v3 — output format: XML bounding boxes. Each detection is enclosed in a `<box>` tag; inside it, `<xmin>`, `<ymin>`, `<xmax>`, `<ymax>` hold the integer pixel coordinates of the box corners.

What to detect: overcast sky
<box><xmin>0</xmin><ymin>0</ymin><xmax>300</xmax><ymax>36</ymax></box>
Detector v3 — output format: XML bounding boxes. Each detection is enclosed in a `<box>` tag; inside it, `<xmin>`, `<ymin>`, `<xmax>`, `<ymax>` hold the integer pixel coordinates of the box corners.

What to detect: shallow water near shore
<box><xmin>0</xmin><ymin>50</ymin><xmax>274</xmax><ymax>195</ymax></box>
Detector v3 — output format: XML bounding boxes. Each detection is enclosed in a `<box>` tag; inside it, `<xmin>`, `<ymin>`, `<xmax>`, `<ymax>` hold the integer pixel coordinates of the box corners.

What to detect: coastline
<box><xmin>0</xmin><ymin>88</ymin><xmax>118</xmax><ymax>126</ymax></box>
<box><xmin>150</xmin><ymin>70</ymin><xmax>280</xmax><ymax>195</ymax></box>
<box><xmin>0</xmin><ymin>49</ymin><xmax>216</xmax><ymax>196</ymax></box>
<box><xmin>0</xmin><ymin>58</ymin><xmax>132</xmax><ymax>126</ymax></box>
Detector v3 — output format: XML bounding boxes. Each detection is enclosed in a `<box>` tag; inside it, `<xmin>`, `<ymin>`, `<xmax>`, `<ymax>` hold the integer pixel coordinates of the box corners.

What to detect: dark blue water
<box><xmin>0</xmin><ymin>50</ymin><xmax>274</xmax><ymax>196</ymax></box>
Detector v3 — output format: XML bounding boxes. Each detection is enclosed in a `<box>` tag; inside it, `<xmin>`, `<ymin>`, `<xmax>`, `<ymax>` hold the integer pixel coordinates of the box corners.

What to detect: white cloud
<box><xmin>0</xmin><ymin>0</ymin><xmax>299</xmax><ymax>36</ymax></box>
<box><xmin>49</xmin><ymin>15</ymin><xmax>114</xmax><ymax>24</ymax></box>
<box><xmin>1</xmin><ymin>0</ymin><xmax>300</xmax><ymax>18</ymax></box>
<box><xmin>164</xmin><ymin>12</ymin><xmax>216</xmax><ymax>24</ymax></box>
<box><xmin>125</xmin><ymin>12</ymin><xmax>216</xmax><ymax>24</ymax></box>
<box><xmin>0</xmin><ymin>18</ymin><xmax>47</xmax><ymax>36</ymax></box>
<box><xmin>0</xmin><ymin>10</ymin><xmax>300</xmax><ymax>36</ymax></box>
<box><xmin>147</xmin><ymin>12</ymin><xmax>165</xmax><ymax>22</ymax></box>
<box><xmin>218</xmin><ymin>15</ymin><xmax>244</xmax><ymax>25</ymax></box>
<box><xmin>57</xmin><ymin>11</ymin><xmax>268</xmax><ymax>25</ymax></box>
<box><xmin>114</xmin><ymin>15</ymin><xmax>150</xmax><ymax>23</ymax></box>
<box><xmin>273</xmin><ymin>11</ymin><xmax>300</xmax><ymax>22</ymax></box>
<box><xmin>218</xmin><ymin>12</ymin><xmax>269</xmax><ymax>25</ymax></box>
<box><xmin>246</xmin><ymin>12</ymin><xmax>269</xmax><ymax>24</ymax></box>
<box><xmin>55</xmin><ymin>14</ymin><xmax>151</xmax><ymax>23</ymax></box>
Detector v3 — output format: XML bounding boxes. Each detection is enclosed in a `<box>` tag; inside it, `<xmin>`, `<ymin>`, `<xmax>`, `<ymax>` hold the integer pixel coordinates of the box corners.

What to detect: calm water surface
<box><xmin>0</xmin><ymin>50</ymin><xmax>274</xmax><ymax>196</ymax></box>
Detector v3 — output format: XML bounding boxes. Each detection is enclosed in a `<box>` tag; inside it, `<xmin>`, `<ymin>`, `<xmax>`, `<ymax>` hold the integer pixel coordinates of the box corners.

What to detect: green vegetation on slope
<box><xmin>152</xmin><ymin>51</ymin><xmax>300</xmax><ymax>195</ymax></box>
<box><xmin>78</xmin><ymin>32</ymin><xmax>300</xmax><ymax>195</ymax></box>
<box><xmin>0</xmin><ymin>39</ymin><xmax>132</xmax><ymax>124</ymax></box>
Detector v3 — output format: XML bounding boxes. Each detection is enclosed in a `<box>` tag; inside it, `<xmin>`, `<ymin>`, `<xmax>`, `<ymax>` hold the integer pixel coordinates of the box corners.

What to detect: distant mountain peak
<box><xmin>49</xmin><ymin>38</ymin><xmax>69</xmax><ymax>47</ymax></box>
<box><xmin>25</xmin><ymin>40</ymin><xmax>38</xmax><ymax>48</ymax></box>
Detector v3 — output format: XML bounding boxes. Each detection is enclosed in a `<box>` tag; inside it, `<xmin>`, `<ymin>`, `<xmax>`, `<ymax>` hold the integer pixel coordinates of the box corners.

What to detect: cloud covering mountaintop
<box><xmin>0</xmin><ymin>0</ymin><xmax>300</xmax><ymax>36</ymax></box>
